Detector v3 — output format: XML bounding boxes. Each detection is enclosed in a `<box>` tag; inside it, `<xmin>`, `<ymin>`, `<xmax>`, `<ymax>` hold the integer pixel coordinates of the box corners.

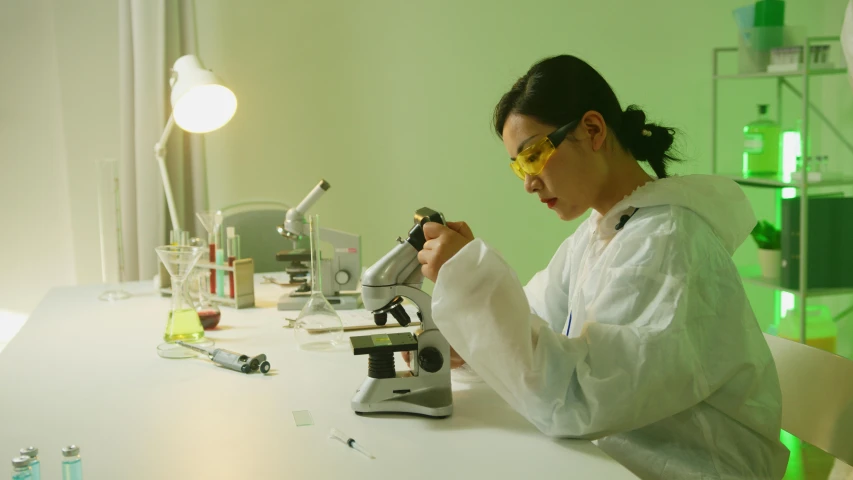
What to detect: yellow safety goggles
<box><xmin>510</xmin><ymin>120</ymin><xmax>578</xmax><ymax>180</ymax></box>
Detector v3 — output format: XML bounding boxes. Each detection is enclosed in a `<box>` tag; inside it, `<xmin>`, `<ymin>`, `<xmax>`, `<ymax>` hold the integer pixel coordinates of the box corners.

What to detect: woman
<box><xmin>416</xmin><ymin>55</ymin><xmax>790</xmax><ymax>479</ymax></box>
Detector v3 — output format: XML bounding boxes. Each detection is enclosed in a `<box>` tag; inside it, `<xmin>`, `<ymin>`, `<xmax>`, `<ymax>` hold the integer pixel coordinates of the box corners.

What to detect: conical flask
<box><xmin>155</xmin><ymin>245</ymin><xmax>214</xmax><ymax>358</ymax></box>
<box><xmin>293</xmin><ymin>215</ymin><xmax>344</xmax><ymax>350</ymax></box>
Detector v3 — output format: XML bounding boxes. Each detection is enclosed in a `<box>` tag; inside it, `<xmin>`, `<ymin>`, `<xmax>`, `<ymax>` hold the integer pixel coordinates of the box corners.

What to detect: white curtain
<box><xmin>118</xmin><ymin>0</ymin><xmax>208</xmax><ymax>280</ymax></box>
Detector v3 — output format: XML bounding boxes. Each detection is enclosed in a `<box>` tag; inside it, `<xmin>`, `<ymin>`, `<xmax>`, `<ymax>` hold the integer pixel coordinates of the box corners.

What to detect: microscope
<box><xmin>276</xmin><ymin>179</ymin><xmax>362</xmax><ymax>310</ymax></box>
<box><xmin>349</xmin><ymin>208</ymin><xmax>452</xmax><ymax>418</ymax></box>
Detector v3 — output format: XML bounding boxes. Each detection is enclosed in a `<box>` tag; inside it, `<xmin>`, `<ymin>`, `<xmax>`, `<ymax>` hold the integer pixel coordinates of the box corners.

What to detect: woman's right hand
<box><xmin>401</xmin><ymin>346</ymin><xmax>466</xmax><ymax>370</ymax></box>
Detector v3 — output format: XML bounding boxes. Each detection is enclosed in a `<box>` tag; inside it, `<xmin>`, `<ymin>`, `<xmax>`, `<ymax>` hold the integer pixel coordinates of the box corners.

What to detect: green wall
<box><xmin>193</xmin><ymin>0</ymin><xmax>848</xmax><ymax>324</ymax></box>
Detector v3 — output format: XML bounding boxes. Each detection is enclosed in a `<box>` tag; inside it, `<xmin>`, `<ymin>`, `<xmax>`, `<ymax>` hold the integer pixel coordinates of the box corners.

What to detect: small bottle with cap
<box><xmin>61</xmin><ymin>446</ymin><xmax>82</xmax><ymax>480</ymax></box>
<box><xmin>17</xmin><ymin>448</ymin><xmax>38</xmax><ymax>480</ymax></box>
<box><xmin>10</xmin><ymin>457</ymin><xmax>32</xmax><ymax>480</ymax></box>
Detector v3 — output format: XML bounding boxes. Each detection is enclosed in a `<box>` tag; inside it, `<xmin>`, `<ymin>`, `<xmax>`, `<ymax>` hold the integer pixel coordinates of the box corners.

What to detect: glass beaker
<box><xmin>195</xmin><ymin>271</ymin><xmax>221</xmax><ymax>330</ymax></box>
<box><xmin>293</xmin><ymin>214</ymin><xmax>344</xmax><ymax>350</ymax></box>
<box><xmin>155</xmin><ymin>245</ymin><xmax>214</xmax><ymax>358</ymax></box>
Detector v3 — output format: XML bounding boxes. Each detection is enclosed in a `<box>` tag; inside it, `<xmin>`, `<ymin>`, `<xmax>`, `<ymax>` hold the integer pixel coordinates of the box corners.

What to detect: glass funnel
<box><xmin>155</xmin><ymin>245</ymin><xmax>214</xmax><ymax>358</ymax></box>
<box><xmin>293</xmin><ymin>215</ymin><xmax>344</xmax><ymax>350</ymax></box>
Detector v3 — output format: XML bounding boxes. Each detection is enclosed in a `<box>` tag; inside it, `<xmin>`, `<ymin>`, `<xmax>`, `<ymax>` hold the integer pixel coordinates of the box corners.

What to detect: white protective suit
<box><xmin>432</xmin><ymin>175</ymin><xmax>790</xmax><ymax>479</ymax></box>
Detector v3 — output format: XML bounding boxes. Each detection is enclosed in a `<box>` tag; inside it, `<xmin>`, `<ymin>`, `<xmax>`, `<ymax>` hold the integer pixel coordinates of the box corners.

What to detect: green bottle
<box><xmin>743</xmin><ymin>104</ymin><xmax>780</xmax><ymax>176</ymax></box>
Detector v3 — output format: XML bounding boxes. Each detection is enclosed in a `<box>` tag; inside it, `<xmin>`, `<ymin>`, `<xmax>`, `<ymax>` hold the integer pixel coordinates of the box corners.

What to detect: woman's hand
<box><xmin>401</xmin><ymin>346</ymin><xmax>466</xmax><ymax>370</ymax></box>
<box><xmin>417</xmin><ymin>221</ymin><xmax>475</xmax><ymax>282</ymax></box>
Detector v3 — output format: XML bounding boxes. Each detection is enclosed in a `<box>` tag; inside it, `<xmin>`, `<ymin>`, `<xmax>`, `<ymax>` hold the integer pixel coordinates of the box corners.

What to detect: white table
<box><xmin>0</xmin><ymin>280</ymin><xmax>637</xmax><ymax>479</ymax></box>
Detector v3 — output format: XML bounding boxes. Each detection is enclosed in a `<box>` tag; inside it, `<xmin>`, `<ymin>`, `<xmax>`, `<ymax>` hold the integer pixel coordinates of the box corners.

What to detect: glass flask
<box><xmin>293</xmin><ymin>214</ymin><xmax>344</xmax><ymax>350</ymax></box>
<box><xmin>155</xmin><ymin>245</ymin><xmax>214</xmax><ymax>358</ymax></box>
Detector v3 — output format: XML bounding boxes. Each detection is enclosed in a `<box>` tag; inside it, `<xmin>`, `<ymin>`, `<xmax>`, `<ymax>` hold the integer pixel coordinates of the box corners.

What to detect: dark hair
<box><xmin>493</xmin><ymin>55</ymin><xmax>681</xmax><ymax>178</ymax></box>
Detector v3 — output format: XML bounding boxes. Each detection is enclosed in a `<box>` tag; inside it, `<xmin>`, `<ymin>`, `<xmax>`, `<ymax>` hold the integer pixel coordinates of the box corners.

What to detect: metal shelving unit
<box><xmin>711</xmin><ymin>36</ymin><xmax>852</xmax><ymax>344</ymax></box>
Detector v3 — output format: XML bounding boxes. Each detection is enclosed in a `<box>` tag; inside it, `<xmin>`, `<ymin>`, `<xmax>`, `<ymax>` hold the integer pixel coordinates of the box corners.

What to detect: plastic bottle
<box><xmin>10</xmin><ymin>457</ymin><xmax>32</xmax><ymax>480</ymax></box>
<box><xmin>743</xmin><ymin>104</ymin><xmax>781</xmax><ymax>176</ymax></box>
<box><xmin>61</xmin><ymin>446</ymin><xmax>82</xmax><ymax>480</ymax></box>
<box><xmin>17</xmin><ymin>449</ymin><xmax>38</xmax><ymax>480</ymax></box>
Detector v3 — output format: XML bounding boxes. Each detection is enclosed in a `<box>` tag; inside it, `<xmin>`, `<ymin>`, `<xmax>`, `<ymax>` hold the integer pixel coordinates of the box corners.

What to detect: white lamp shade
<box><xmin>170</xmin><ymin>55</ymin><xmax>237</xmax><ymax>133</ymax></box>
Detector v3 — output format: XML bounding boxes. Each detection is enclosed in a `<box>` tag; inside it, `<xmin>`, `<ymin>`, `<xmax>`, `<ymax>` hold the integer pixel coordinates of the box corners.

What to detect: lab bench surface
<box><xmin>0</xmin><ymin>281</ymin><xmax>638</xmax><ymax>480</ymax></box>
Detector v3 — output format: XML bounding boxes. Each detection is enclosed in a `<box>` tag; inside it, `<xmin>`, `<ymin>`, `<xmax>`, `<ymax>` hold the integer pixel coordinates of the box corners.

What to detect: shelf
<box><xmin>739</xmin><ymin>266</ymin><xmax>853</xmax><ymax>297</ymax></box>
<box><xmin>715</xmin><ymin>67</ymin><xmax>847</xmax><ymax>80</ymax></box>
<box><xmin>721</xmin><ymin>173</ymin><xmax>853</xmax><ymax>189</ymax></box>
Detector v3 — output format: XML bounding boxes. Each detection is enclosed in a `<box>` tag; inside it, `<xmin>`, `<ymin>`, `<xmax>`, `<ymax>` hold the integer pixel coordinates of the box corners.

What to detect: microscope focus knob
<box><xmin>335</xmin><ymin>270</ymin><xmax>350</xmax><ymax>285</ymax></box>
<box><xmin>418</xmin><ymin>347</ymin><xmax>444</xmax><ymax>373</ymax></box>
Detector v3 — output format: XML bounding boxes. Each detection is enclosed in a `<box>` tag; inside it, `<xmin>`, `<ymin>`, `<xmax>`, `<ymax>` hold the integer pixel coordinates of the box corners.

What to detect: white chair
<box><xmin>763</xmin><ymin>333</ymin><xmax>853</xmax><ymax>467</ymax></box>
<box><xmin>219</xmin><ymin>201</ymin><xmax>290</xmax><ymax>274</ymax></box>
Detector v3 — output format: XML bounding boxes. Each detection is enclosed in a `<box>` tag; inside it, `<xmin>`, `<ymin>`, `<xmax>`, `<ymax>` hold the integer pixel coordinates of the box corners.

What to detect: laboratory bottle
<box><xmin>17</xmin><ymin>449</ymin><xmax>38</xmax><ymax>480</ymax></box>
<box><xmin>743</xmin><ymin>104</ymin><xmax>780</xmax><ymax>176</ymax></box>
<box><xmin>61</xmin><ymin>446</ymin><xmax>82</xmax><ymax>480</ymax></box>
<box><xmin>10</xmin><ymin>457</ymin><xmax>32</xmax><ymax>480</ymax></box>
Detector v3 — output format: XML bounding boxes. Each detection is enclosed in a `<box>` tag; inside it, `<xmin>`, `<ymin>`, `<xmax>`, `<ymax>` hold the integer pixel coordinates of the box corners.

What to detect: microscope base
<box><xmin>351</xmin><ymin>375</ymin><xmax>453</xmax><ymax>418</ymax></box>
<box><xmin>277</xmin><ymin>293</ymin><xmax>360</xmax><ymax>311</ymax></box>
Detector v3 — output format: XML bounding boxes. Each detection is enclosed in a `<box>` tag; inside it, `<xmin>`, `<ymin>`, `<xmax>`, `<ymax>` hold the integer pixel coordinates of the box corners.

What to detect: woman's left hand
<box><xmin>417</xmin><ymin>221</ymin><xmax>475</xmax><ymax>282</ymax></box>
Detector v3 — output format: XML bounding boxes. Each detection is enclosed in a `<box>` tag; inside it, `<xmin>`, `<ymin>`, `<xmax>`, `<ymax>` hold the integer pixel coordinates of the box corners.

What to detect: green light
<box><xmin>781</xmin><ymin>131</ymin><xmax>801</xmax><ymax>200</ymax></box>
<box><xmin>778</xmin><ymin>130</ymin><xmax>800</xmax><ymax>322</ymax></box>
<box><xmin>781</xmin><ymin>292</ymin><xmax>795</xmax><ymax>320</ymax></box>
<box><xmin>781</xmin><ymin>430</ymin><xmax>803</xmax><ymax>479</ymax></box>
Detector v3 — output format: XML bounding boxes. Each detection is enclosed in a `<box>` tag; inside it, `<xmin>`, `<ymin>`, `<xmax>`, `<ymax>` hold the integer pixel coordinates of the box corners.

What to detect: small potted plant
<box><xmin>751</xmin><ymin>220</ymin><xmax>781</xmax><ymax>279</ymax></box>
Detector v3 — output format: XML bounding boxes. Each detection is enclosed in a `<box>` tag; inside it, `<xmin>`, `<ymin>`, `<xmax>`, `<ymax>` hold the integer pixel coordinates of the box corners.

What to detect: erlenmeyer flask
<box><xmin>155</xmin><ymin>245</ymin><xmax>214</xmax><ymax>358</ymax></box>
<box><xmin>294</xmin><ymin>215</ymin><xmax>344</xmax><ymax>350</ymax></box>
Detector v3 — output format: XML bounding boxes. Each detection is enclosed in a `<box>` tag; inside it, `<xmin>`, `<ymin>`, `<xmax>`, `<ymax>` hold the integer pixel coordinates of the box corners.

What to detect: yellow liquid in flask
<box><xmin>164</xmin><ymin>308</ymin><xmax>205</xmax><ymax>342</ymax></box>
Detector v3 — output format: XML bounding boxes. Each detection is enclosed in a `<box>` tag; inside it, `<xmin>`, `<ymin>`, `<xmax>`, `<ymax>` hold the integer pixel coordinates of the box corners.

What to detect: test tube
<box><xmin>215</xmin><ymin>213</ymin><xmax>225</xmax><ymax>297</ymax></box>
<box><xmin>208</xmin><ymin>231</ymin><xmax>216</xmax><ymax>294</ymax></box>
<box><xmin>227</xmin><ymin>227</ymin><xmax>236</xmax><ymax>299</ymax></box>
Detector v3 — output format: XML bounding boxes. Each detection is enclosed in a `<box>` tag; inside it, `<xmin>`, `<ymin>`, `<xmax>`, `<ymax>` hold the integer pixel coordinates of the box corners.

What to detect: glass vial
<box><xmin>61</xmin><ymin>446</ymin><xmax>82</xmax><ymax>480</ymax></box>
<box><xmin>17</xmin><ymin>449</ymin><xmax>38</xmax><ymax>480</ymax></box>
<box><xmin>10</xmin><ymin>457</ymin><xmax>32</xmax><ymax>480</ymax></box>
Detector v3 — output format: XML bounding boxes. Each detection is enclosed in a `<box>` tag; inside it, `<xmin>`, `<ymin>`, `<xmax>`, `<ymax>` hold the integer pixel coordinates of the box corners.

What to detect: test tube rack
<box><xmin>158</xmin><ymin>258</ymin><xmax>256</xmax><ymax>309</ymax></box>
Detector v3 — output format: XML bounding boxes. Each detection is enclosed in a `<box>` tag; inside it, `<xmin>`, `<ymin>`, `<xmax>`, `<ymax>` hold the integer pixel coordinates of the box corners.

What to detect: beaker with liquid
<box><xmin>293</xmin><ymin>214</ymin><xmax>344</xmax><ymax>350</ymax></box>
<box><xmin>155</xmin><ymin>245</ymin><xmax>214</xmax><ymax>358</ymax></box>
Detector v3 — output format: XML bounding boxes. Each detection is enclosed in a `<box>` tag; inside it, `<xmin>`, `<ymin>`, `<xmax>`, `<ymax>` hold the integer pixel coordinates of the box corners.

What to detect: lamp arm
<box><xmin>154</xmin><ymin>113</ymin><xmax>181</xmax><ymax>232</ymax></box>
